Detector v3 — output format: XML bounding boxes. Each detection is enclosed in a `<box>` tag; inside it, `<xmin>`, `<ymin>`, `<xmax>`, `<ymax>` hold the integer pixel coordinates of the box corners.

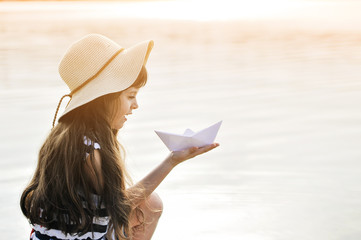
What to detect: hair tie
<box><xmin>52</xmin><ymin>94</ymin><xmax>72</xmax><ymax>128</ymax></box>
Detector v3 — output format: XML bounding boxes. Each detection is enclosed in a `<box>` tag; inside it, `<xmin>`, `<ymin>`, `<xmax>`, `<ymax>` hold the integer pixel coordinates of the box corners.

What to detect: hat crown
<box><xmin>58</xmin><ymin>34</ymin><xmax>123</xmax><ymax>92</ymax></box>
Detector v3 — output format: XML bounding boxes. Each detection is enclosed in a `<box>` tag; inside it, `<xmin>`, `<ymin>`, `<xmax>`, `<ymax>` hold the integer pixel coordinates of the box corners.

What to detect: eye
<box><xmin>128</xmin><ymin>96</ymin><xmax>135</xmax><ymax>99</ymax></box>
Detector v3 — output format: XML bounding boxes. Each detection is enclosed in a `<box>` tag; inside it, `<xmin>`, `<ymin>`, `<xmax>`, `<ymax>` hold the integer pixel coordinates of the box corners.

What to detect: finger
<box><xmin>188</xmin><ymin>146</ymin><xmax>199</xmax><ymax>154</ymax></box>
<box><xmin>192</xmin><ymin>143</ymin><xmax>219</xmax><ymax>157</ymax></box>
<box><xmin>199</xmin><ymin>143</ymin><xmax>219</xmax><ymax>152</ymax></box>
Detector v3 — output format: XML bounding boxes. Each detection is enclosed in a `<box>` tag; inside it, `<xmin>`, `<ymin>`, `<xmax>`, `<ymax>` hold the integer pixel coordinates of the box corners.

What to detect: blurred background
<box><xmin>1</xmin><ymin>0</ymin><xmax>361</xmax><ymax>239</ymax></box>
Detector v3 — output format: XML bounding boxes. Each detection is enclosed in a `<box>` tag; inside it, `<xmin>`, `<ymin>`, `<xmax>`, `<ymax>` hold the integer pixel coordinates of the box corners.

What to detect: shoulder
<box><xmin>89</xmin><ymin>149</ymin><xmax>102</xmax><ymax>170</ymax></box>
<box><xmin>83</xmin><ymin>137</ymin><xmax>103</xmax><ymax>193</ymax></box>
<box><xmin>84</xmin><ymin>137</ymin><xmax>102</xmax><ymax>167</ymax></box>
<box><xmin>84</xmin><ymin>149</ymin><xmax>103</xmax><ymax>193</ymax></box>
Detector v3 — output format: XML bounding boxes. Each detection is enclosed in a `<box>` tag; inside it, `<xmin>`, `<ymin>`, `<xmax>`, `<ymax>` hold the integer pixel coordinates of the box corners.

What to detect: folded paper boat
<box><xmin>155</xmin><ymin>121</ymin><xmax>222</xmax><ymax>151</ymax></box>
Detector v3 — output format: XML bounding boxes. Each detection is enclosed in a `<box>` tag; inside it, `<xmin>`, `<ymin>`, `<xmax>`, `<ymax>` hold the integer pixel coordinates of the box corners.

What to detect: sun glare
<box><xmin>0</xmin><ymin>0</ymin><xmax>332</xmax><ymax>22</ymax></box>
<box><xmin>172</xmin><ymin>0</ymin><xmax>304</xmax><ymax>21</ymax></box>
<box><xmin>126</xmin><ymin>0</ymin><xmax>308</xmax><ymax>21</ymax></box>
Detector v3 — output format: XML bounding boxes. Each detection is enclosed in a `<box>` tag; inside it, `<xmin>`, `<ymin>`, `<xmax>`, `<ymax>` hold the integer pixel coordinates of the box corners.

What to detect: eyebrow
<box><xmin>127</xmin><ymin>90</ymin><xmax>138</xmax><ymax>94</ymax></box>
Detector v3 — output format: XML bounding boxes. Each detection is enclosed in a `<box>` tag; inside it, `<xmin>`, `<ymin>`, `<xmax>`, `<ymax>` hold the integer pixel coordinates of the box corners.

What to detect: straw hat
<box><xmin>53</xmin><ymin>34</ymin><xmax>154</xmax><ymax>127</ymax></box>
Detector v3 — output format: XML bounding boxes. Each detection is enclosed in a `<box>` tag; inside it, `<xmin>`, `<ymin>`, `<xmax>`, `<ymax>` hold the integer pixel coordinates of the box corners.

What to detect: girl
<box><xmin>20</xmin><ymin>34</ymin><xmax>219</xmax><ymax>240</ymax></box>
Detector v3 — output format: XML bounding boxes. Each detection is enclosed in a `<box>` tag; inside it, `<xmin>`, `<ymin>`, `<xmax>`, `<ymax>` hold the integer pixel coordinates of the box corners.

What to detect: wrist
<box><xmin>165</xmin><ymin>152</ymin><xmax>179</xmax><ymax>168</ymax></box>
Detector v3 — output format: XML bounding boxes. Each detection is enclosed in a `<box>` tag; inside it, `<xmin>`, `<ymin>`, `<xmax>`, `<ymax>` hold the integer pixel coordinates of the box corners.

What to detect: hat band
<box><xmin>70</xmin><ymin>48</ymin><xmax>124</xmax><ymax>95</ymax></box>
<box><xmin>52</xmin><ymin>48</ymin><xmax>124</xmax><ymax>128</ymax></box>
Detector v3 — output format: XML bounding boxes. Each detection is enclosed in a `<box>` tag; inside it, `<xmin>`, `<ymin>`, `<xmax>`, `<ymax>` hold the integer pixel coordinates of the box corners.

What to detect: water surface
<box><xmin>1</xmin><ymin>1</ymin><xmax>361</xmax><ymax>239</ymax></box>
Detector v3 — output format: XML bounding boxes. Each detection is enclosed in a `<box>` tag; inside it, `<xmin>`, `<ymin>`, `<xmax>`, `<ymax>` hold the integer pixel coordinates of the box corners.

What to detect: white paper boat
<box><xmin>155</xmin><ymin>121</ymin><xmax>222</xmax><ymax>151</ymax></box>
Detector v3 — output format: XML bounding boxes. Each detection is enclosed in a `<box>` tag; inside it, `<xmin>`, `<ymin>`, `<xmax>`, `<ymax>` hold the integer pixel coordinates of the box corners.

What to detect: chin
<box><xmin>115</xmin><ymin>123</ymin><xmax>125</xmax><ymax>130</ymax></box>
<box><xmin>111</xmin><ymin>120</ymin><xmax>125</xmax><ymax>130</ymax></box>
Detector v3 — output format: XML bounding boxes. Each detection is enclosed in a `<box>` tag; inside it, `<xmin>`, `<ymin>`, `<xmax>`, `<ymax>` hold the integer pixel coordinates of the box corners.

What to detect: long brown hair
<box><xmin>21</xmin><ymin>66</ymin><xmax>148</xmax><ymax>239</ymax></box>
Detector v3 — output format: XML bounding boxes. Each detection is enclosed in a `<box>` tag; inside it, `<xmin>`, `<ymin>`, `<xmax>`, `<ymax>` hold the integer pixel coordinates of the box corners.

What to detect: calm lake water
<box><xmin>1</xmin><ymin>1</ymin><xmax>361</xmax><ymax>239</ymax></box>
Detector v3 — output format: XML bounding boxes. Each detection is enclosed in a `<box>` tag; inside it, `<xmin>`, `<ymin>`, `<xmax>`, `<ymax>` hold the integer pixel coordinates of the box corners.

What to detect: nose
<box><xmin>132</xmin><ymin>100</ymin><xmax>138</xmax><ymax>109</ymax></box>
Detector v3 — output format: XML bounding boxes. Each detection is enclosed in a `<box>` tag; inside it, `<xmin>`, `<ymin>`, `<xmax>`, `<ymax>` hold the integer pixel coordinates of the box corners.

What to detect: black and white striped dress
<box><xmin>30</xmin><ymin>194</ymin><xmax>109</xmax><ymax>240</ymax></box>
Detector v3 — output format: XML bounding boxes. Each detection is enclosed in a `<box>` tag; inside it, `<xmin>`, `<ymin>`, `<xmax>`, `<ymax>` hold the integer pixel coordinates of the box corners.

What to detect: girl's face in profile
<box><xmin>111</xmin><ymin>87</ymin><xmax>140</xmax><ymax>129</ymax></box>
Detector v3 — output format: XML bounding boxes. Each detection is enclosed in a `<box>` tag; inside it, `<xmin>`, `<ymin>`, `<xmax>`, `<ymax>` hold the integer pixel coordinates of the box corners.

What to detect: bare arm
<box><xmin>127</xmin><ymin>143</ymin><xmax>219</xmax><ymax>208</ymax></box>
<box><xmin>83</xmin><ymin>149</ymin><xmax>104</xmax><ymax>194</ymax></box>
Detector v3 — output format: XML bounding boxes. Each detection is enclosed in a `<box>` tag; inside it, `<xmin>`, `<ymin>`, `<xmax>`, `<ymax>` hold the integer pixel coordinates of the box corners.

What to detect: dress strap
<box><xmin>84</xmin><ymin>136</ymin><xmax>100</xmax><ymax>149</ymax></box>
<box><xmin>84</xmin><ymin>136</ymin><xmax>100</xmax><ymax>159</ymax></box>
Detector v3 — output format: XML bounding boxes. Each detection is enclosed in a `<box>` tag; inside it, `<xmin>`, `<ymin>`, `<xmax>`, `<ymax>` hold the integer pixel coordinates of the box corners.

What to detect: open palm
<box><xmin>169</xmin><ymin>143</ymin><xmax>220</xmax><ymax>166</ymax></box>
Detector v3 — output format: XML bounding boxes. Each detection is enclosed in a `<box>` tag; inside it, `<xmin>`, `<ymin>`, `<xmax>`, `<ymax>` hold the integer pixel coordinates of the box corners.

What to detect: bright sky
<box><xmin>158</xmin><ymin>0</ymin><xmax>309</xmax><ymax>20</ymax></box>
<box><xmin>1</xmin><ymin>0</ymin><xmax>360</xmax><ymax>24</ymax></box>
<box><xmin>101</xmin><ymin>0</ymin><xmax>320</xmax><ymax>21</ymax></box>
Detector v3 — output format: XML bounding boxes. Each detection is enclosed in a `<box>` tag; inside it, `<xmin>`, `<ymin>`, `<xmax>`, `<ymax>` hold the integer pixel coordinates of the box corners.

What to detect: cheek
<box><xmin>111</xmin><ymin>103</ymin><xmax>123</xmax><ymax>122</ymax></box>
<box><xmin>118</xmin><ymin>101</ymin><xmax>129</xmax><ymax>116</ymax></box>
<box><xmin>118</xmin><ymin>95</ymin><xmax>132</xmax><ymax>114</ymax></box>
<box><xmin>123</xmin><ymin>100</ymin><xmax>131</xmax><ymax>111</ymax></box>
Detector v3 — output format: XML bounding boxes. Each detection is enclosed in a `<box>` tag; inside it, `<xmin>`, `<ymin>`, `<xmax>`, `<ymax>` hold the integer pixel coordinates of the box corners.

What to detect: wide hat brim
<box><xmin>58</xmin><ymin>39</ymin><xmax>154</xmax><ymax>120</ymax></box>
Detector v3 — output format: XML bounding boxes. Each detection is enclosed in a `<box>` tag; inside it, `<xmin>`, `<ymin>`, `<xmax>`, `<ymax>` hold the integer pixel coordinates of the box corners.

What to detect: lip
<box><xmin>124</xmin><ymin>113</ymin><xmax>132</xmax><ymax>120</ymax></box>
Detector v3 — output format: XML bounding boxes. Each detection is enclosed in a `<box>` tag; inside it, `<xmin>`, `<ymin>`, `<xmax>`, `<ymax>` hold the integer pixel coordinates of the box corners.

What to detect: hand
<box><xmin>168</xmin><ymin>143</ymin><xmax>220</xmax><ymax>167</ymax></box>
